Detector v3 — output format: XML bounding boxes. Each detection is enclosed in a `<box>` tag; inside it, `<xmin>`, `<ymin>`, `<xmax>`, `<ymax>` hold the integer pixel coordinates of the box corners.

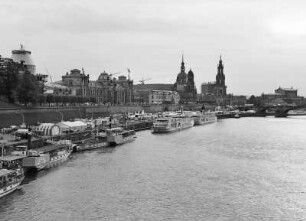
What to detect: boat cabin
<box><xmin>0</xmin><ymin>155</ymin><xmax>25</xmax><ymax>170</ymax></box>
<box><xmin>106</xmin><ymin>127</ymin><xmax>135</xmax><ymax>137</ymax></box>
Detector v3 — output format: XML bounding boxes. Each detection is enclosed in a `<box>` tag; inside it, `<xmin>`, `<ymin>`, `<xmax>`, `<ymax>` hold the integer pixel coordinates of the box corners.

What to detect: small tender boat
<box><xmin>106</xmin><ymin>127</ymin><xmax>136</xmax><ymax>146</ymax></box>
<box><xmin>0</xmin><ymin>168</ymin><xmax>24</xmax><ymax>198</ymax></box>
<box><xmin>234</xmin><ymin>113</ymin><xmax>240</xmax><ymax>118</ymax></box>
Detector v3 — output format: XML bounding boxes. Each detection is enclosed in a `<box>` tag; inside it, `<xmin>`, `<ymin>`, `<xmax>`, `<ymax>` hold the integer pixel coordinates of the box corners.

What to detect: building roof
<box><xmin>45</xmin><ymin>82</ymin><xmax>68</xmax><ymax>89</ymax></box>
<box><xmin>134</xmin><ymin>84</ymin><xmax>174</xmax><ymax>91</ymax></box>
<box><xmin>1</xmin><ymin>155</ymin><xmax>27</xmax><ymax>162</ymax></box>
<box><xmin>276</xmin><ymin>87</ymin><xmax>297</xmax><ymax>91</ymax></box>
<box><xmin>57</xmin><ymin>121</ymin><xmax>87</xmax><ymax>128</ymax></box>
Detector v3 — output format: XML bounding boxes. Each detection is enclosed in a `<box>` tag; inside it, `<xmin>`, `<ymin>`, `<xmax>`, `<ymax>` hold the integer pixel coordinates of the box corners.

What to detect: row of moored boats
<box><xmin>0</xmin><ymin>111</ymin><xmax>216</xmax><ymax>198</ymax></box>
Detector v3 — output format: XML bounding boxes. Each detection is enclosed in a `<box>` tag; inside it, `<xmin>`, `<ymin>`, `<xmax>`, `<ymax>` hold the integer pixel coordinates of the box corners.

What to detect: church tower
<box><xmin>180</xmin><ymin>54</ymin><xmax>185</xmax><ymax>73</ymax></box>
<box><xmin>215</xmin><ymin>55</ymin><xmax>227</xmax><ymax>97</ymax></box>
<box><xmin>216</xmin><ymin>56</ymin><xmax>225</xmax><ymax>86</ymax></box>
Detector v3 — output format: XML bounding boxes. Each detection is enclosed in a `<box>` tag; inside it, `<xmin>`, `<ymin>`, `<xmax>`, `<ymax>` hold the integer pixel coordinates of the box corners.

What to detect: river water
<box><xmin>1</xmin><ymin>116</ymin><xmax>306</xmax><ymax>221</ymax></box>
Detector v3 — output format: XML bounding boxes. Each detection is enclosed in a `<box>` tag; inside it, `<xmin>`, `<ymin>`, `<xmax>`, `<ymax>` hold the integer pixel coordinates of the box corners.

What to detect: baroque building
<box><xmin>201</xmin><ymin>56</ymin><xmax>227</xmax><ymax>97</ymax></box>
<box><xmin>59</xmin><ymin>69</ymin><xmax>133</xmax><ymax>104</ymax></box>
<box><xmin>173</xmin><ymin>55</ymin><xmax>197</xmax><ymax>103</ymax></box>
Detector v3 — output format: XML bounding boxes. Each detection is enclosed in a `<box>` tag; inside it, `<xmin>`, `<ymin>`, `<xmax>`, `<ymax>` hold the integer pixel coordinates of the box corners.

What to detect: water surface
<box><xmin>1</xmin><ymin>117</ymin><xmax>306</xmax><ymax>220</ymax></box>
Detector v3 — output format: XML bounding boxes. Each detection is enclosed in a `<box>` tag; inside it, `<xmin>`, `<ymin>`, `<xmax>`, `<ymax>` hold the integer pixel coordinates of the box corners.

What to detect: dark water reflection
<box><xmin>1</xmin><ymin>116</ymin><xmax>306</xmax><ymax>220</ymax></box>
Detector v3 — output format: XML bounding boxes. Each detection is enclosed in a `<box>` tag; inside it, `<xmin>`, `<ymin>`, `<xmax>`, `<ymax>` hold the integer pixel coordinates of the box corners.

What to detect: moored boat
<box><xmin>106</xmin><ymin>127</ymin><xmax>136</xmax><ymax>146</ymax></box>
<box><xmin>0</xmin><ymin>168</ymin><xmax>24</xmax><ymax>198</ymax></box>
<box><xmin>188</xmin><ymin>111</ymin><xmax>217</xmax><ymax>125</ymax></box>
<box><xmin>74</xmin><ymin>132</ymin><xmax>108</xmax><ymax>152</ymax></box>
<box><xmin>152</xmin><ymin>113</ymin><xmax>194</xmax><ymax>133</ymax></box>
<box><xmin>22</xmin><ymin>140</ymin><xmax>72</xmax><ymax>171</ymax></box>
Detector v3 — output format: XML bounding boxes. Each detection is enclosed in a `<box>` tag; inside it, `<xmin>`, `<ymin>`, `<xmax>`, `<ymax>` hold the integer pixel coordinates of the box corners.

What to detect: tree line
<box><xmin>0</xmin><ymin>59</ymin><xmax>97</xmax><ymax>107</ymax></box>
<box><xmin>0</xmin><ymin>59</ymin><xmax>38</xmax><ymax>105</ymax></box>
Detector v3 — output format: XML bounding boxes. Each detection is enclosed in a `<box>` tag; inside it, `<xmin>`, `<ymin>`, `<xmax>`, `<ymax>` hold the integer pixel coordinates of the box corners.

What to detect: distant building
<box><xmin>61</xmin><ymin>68</ymin><xmax>90</xmax><ymax>97</ymax></box>
<box><xmin>201</xmin><ymin>56</ymin><xmax>227</xmax><ymax>98</ymax></box>
<box><xmin>173</xmin><ymin>55</ymin><xmax>197</xmax><ymax>103</ymax></box>
<box><xmin>149</xmin><ymin>90</ymin><xmax>180</xmax><ymax>104</ymax></box>
<box><xmin>59</xmin><ymin>69</ymin><xmax>133</xmax><ymax>104</ymax></box>
<box><xmin>275</xmin><ymin>87</ymin><xmax>298</xmax><ymax>98</ymax></box>
<box><xmin>11</xmin><ymin>44</ymin><xmax>36</xmax><ymax>74</ymax></box>
<box><xmin>261</xmin><ymin>86</ymin><xmax>304</xmax><ymax>106</ymax></box>
<box><xmin>133</xmin><ymin>84</ymin><xmax>174</xmax><ymax>103</ymax></box>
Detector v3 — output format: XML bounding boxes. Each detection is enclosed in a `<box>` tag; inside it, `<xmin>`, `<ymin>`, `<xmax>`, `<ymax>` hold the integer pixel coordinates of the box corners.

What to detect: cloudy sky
<box><xmin>0</xmin><ymin>0</ymin><xmax>306</xmax><ymax>96</ymax></box>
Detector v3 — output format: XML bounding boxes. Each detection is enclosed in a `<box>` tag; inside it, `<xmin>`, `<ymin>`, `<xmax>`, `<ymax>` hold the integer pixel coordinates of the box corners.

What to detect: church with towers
<box><xmin>201</xmin><ymin>56</ymin><xmax>227</xmax><ymax>98</ymax></box>
<box><xmin>173</xmin><ymin>55</ymin><xmax>197</xmax><ymax>103</ymax></box>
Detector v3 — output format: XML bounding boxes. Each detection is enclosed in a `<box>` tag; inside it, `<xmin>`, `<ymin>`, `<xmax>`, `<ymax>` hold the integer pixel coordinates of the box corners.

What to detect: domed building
<box><xmin>11</xmin><ymin>44</ymin><xmax>36</xmax><ymax>74</ymax></box>
<box><xmin>173</xmin><ymin>55</ymin><xmax>197</xmax><ymax>103</ymax></box>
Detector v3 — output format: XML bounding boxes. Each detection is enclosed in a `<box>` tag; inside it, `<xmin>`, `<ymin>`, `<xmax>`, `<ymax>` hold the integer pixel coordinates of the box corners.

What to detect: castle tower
<box><xmin>11</xmin><ymin>44</ymin><xmax>36</xmax><ymax>74</ymax></box>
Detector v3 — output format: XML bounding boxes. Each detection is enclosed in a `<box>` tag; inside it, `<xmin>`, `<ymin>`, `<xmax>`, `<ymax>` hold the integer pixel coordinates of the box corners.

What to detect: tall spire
<box><xmin>180</xmin><ymin>53</ymin><xmax>185</xmax><ymax>73</ymax></box>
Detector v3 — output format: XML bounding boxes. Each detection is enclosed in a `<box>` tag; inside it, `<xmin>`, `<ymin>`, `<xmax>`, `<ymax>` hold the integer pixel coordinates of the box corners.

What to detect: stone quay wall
<box><xmin>0</xmin><ymin>104</ymin><xmax>181</xmax><ymax>128</ymax></box>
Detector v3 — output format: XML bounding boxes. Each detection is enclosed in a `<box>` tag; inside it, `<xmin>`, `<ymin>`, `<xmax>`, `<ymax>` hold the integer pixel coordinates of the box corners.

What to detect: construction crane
<box><xmin>44</xmin><ymin>68</ymin><xmax>53</xmax><ymax>82</ymax></box>
<box><xmin>139</xmin><ymin>78</ymin><xmax>151</xmax><ymax>84</ymax></box>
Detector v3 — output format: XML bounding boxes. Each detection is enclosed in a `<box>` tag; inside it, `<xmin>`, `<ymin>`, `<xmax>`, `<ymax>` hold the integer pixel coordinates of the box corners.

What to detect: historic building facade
<box><xmin>133</xmin><ymin>84</ymin><xmax>177</xmax><ymax>104</ymax></box>
<box><xmin>59</xmin><ymin>69</ymin><xmax>133</xmax><ymax>104</ymax></box>
<box><xmin>201</xmin><ymin>56</ymin><xmax>227</xmax><ymax>98</ymax></box>
<box><xmin>173</xmin><ymin>56</ymin><xmax>197</xmax><ymax>103</ymax></box>
<box><xmin>149</xmin><ymin>90</ymin><xmax>180</xmax><ymax>104</ymax></box>
<box><xmin>261</xmin><ymin>87</ymin><xmax>304</xmax><ymax>106</ymax></box>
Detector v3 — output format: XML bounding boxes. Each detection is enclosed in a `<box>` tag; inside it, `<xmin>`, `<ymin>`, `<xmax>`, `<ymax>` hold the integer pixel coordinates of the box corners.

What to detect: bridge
<box><xmin>256</xmin><ymin>104</ymin><xmax>303</xmax><ymax>117</ymax></box>
<box><xmin>238</xmin><ymin>104</ymin><xmax>305</xmax><ymax>117</ymax></box>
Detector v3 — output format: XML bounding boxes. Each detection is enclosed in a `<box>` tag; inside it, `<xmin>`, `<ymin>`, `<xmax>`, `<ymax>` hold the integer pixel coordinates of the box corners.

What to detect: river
<box><xmin>1</xmin><ymin>116</ymin><xmax>306</xmax><ymax>220</ymax></box>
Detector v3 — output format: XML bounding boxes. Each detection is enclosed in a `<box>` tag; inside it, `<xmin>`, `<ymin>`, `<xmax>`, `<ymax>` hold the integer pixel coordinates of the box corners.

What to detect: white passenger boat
<box><xmin>22</xmin><ymin>140</ymin><xmax>72</xmax><ymax>171</ymax></box>
<box><xmin>106</xmin><ymin>127</ymin><xmax>136</xmax><ymax>146</ymax></box>
<box><xmin>152</xmin><ymin>113</ymin><xmax>194</xmax><ymax>133</ymax></box>
<box><xmin>0</xmin><ymin>168</ymin><xmax>24</xmax><ymax>198</ymax></box>
<box><xmin>188</xmin><ymin>111</ymin><xmax>217</xmax><ymax>125</ymax></box>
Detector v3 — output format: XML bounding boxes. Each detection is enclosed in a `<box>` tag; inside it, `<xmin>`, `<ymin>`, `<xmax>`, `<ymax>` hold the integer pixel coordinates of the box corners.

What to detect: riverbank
<box><xmin>0</xmin><ymin>103</ymin><xmax>216</xmax><ymax>128</ymax></box>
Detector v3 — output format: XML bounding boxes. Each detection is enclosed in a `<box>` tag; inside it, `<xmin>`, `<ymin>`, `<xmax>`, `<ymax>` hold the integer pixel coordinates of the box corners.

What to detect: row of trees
<box><xmin>37</xmin><ymin>94</ymin><xmax>97</xmax><ymax>106</ymax></box>
<box><xmin>0</xmin><ymin>59</ymin><xmax>97</xmax><ymax>107</ymax></box>
<box><xmin>0</xmin><ymin>59</ymin><xmax>38</xmax><ymax>105</ymax></box>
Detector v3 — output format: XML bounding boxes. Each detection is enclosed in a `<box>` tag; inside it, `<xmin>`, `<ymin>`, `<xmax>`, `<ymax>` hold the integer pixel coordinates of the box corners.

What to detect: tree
<box><xmin>247</xmin><ymin>95</ymin><xmax>263</xmax><ymax>107</ymax></box>
<box><xmin>0</xmin><ymin>60</ymin><xmax>20</xmax><ymax>103</ymax></box>
<box><xmin>46</xmin><ymin>94</ymin><xmax>54</xmax><ymax>107</ymax></box>
<box><xmin>54</xmin><ymin>95</ymin><xmax>62</xmax><ymax>106</ymax></box>
<box><xmin>90</xmin><ymin>97</ymin><xmax>96</xmax><ymax>104</ymax></box>
<box><xmin>16</xmin><ymin>70</ymin><xmax>39</xmax><ymax>106</ymax></box>
<box><xmin>37</xmin><ymin>94</ymin><xmax>46</xmax><ymax>106</ymax></box>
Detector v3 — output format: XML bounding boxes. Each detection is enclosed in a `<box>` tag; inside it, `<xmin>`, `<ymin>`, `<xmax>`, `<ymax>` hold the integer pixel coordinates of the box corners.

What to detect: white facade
<box><xmin>149</xmin><ymin>90</ymin><xmax>180</xmax><ymax>104</ymax></box>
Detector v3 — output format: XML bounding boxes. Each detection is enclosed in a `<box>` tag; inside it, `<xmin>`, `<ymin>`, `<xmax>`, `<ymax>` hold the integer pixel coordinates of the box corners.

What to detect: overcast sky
<box><xmin>0</xmin><ymin>0</ymin><xmax>306</xmax><ymax>96</ymax></box>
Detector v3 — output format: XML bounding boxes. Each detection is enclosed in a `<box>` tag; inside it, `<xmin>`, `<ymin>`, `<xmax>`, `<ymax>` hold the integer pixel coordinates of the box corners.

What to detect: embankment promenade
<box><xmin>0</xmin><ymin>103</ymin><xmax>212</xmax><ymax>128</ymax></box>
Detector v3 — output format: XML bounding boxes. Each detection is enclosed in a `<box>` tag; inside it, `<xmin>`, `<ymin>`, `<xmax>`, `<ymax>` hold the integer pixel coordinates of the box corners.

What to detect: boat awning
<box><xmin>38</xmin><ymin>144</ymin><xmax>68</xmax><ymax>153</ymax></box>
<box><xmin>1</xmin><ymin>155</ymin><xmax>27</xmax><ymax>162</ymax></box>
<box><xmin>0</xmin><ymin>169</ymin><xmax>14</xmax><ymax>177</ymax></box>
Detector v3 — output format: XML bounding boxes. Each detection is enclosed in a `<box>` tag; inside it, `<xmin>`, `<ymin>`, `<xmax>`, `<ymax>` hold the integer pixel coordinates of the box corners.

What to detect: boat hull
<box><xmin>152</xmin><ymin>117</ymin><xmax>194</xmax><ymax>133</ymax></box>
<box><xmin>193</xmin><ymin>114</ymin><xmax>217</xmax><ymax>126</ymax></box>
<box><xmin>108</xmin><ymin>135</ymin><xmax>135</xmax><ymax>146</ymax></box>
<box><xmin>76</xmin><ymin>141</ymin><xmax>108</xmax><ymax>152</ymax></box>
<box><xmin>23</xmin><ymin>150</ymin><xmax>72</xmax><ymax>171</ymax></box>
<box><xmin>0</xmin><ymin>177</ymin><xmax>24</xmax><ymax>199</ymax></box>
